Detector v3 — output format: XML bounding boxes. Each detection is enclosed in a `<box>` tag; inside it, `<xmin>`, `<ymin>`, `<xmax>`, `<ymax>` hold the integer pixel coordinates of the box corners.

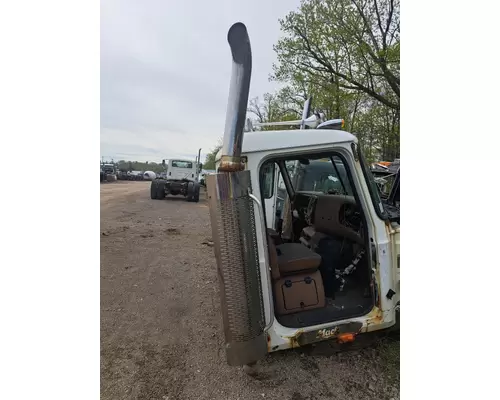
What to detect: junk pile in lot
<box><xmin>116</xmin><ymin>170</ymin><xmax>146</xmax><ymax>181</ymax></box>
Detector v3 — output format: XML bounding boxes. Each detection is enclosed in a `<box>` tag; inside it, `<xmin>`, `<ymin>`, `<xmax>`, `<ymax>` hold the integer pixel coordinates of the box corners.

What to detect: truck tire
<box><xmin>150</xmin><ymin>181</ymin><xmax>158</xmax><ymax>199</ymax></box>
<box><xmin>193</xmin><ymin>183</ymin><xmax>200</xmax><ymax>203</ymax></box>
<box><xmin>186</xmin><ymin>181</ymin><xmax>195</xmax><ymax>202</ymax></box>
<box><xmin>156</xmin><ymin>180</ymin><xmax>165</xmax><ymax>199</ymax></box>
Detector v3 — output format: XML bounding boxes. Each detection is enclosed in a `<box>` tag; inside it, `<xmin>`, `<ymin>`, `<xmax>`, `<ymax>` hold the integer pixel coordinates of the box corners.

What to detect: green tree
<box><xmin>247</xmin><ymin>93</ymin><xmax>300</xmax><ymax>130</ymax></box>
<box><xmin>273</xmin><ymin>0</ymin><xmax>400</xmax><ymax>110</ymax></box>
<box><xmin>210</xmin><ymin>0</ymin><xmax>400</xmax><ymax>161</ymax></box>
<box><xmin>203</xmin><ymin>139</ymin><xmax>223</xmax><ymax>170</ymax></box>
<box><xmin>115</xmin><ymin>160</ymin><xmax>165</xmax><ymax>174</ymax></box>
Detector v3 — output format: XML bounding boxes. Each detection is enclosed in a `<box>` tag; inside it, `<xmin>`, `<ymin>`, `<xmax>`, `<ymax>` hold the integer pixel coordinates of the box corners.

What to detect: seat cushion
<box><xmin>276</xmin><ymin>243</ymin><xmax>321</xmax><ymax>275</ymax></box>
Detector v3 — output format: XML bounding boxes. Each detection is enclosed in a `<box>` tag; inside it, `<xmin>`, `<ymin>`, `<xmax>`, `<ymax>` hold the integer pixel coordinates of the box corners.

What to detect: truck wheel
<box><xmin>157</xmin><ymin>180</ymin><xmax>165</xmax><ymax>199</ymax></box>
<box><xmin>186</xmin><ymin>182</ymin><xmax>195</xmax><ymax>202</ymax></box>
<box><xmin>150</xmin><ymin>181</ymin><xmax>158</xmax><ymax>199</ymax></box>
<box><xmin>193</xmin><ymin>183</ymin><xmax>200</xmax><ymax>203</ymax></box>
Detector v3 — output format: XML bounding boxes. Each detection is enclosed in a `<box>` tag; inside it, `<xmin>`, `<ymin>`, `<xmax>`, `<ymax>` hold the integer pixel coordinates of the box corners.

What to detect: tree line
<box><xmin>105</xmin><ymin>160</ymin><xmax>166</xmax><ymax>174</ymax></box>
<box><xmin>205</xmin><ymin>0</ymin><xmax>400</xmax><ymax>167</ymax></box>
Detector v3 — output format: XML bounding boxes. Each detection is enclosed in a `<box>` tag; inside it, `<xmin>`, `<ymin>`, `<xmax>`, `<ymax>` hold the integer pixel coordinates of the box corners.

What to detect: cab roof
<box><xmin>216</xmin><ymin>129</ymin><xmax>357</xmax><ymax>160</ymax></box>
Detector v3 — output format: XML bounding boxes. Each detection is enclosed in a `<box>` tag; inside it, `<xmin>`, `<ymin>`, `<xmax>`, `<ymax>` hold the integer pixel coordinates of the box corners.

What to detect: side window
<box><xmin>260</xmin><ymin>162</ymin><xmax>276</xmax><ymax>199</ymax></box>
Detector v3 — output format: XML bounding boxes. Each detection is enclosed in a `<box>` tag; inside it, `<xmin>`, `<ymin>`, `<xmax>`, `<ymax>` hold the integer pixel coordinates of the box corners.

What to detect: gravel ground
<box><xmin>100</xmin><ymin>181</ymin><xmax>400</xmax><ymax>400</ymax></box>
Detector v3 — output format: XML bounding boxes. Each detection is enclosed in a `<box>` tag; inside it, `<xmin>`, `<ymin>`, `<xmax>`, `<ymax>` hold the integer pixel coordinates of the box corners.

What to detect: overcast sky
<box><xmin>101</xmin><ymin>0</ymin><xmax>300</xmax><ymax>163</ymax></box>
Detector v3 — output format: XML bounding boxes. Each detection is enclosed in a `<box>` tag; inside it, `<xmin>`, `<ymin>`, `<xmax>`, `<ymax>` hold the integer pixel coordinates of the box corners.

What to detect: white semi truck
<box><xmin>206</xmin><ymin>23</ymin><xmax>400</xmax><ymax>369</ymax></box>
<box><xmin>150</xmin><ymin>149</ymin><xmax>203</xmax><ymax>202</ymax></box>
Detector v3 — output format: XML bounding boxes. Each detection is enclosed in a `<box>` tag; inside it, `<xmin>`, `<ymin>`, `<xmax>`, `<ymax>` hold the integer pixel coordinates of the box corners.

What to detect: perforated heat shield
<box><xmin>206</xmin><ymin>171</ymin><xmax>267</xmax><ymax>366</ymax></box>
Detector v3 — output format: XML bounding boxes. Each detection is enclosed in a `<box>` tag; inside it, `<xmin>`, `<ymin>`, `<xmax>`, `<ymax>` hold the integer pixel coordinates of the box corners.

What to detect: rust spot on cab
<box><xmin>361</xmin><ymin>306</ymin><xmax>384</xmax><ymax>333</ymax></box>
<box><xmin>281</xmin><ymin>329</ymin><xmax>304</xmax><ymax>349</ymax></box>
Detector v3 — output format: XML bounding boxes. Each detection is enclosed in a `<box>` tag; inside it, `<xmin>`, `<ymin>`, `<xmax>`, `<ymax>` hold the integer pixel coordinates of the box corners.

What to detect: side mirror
<box><xmin>198</xmin><ymin>163</ymin><xmax>202</xmax><ymax>172</ymax></box>
<box><xmin>162</xmin><ymin>159</ymin><xmax>166</xmax><ymax>166</ymax></box>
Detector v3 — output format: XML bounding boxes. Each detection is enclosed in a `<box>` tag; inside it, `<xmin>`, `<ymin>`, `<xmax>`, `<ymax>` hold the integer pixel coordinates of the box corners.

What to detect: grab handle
<box><xmin>249</xmin><ymin>193</ymin><xmax>275</xmax><ymax>332</ymax></box>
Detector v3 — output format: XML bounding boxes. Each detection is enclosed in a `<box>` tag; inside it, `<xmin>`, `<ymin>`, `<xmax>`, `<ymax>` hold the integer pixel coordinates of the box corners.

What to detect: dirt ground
<box><xmin>100</xmin><ymin>181</ymin><xmax>400</xmax><ymax>400</ymax></box>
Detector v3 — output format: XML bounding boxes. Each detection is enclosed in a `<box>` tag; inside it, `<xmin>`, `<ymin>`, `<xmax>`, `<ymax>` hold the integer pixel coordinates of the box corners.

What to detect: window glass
<box><xmin>171</xmin><ymin>160</ymin><xmax>193</xmax><ymax>168</ymax></box>
<box><xmin>294</xmin><ymin>157</ymin><xmax>353</xmax><ymax>195</ymax></box>
<box><xmin>260</xmin><ymin>162</ymin><xmax>275</xmax><ymax>199</ymax></box>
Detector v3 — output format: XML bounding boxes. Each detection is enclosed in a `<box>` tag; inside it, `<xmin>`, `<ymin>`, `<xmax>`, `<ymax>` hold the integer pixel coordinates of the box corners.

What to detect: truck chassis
<box><xmin>150</xmin><ymin>179</ymin><xmax>200</xmax><ymax>202</ymax></box>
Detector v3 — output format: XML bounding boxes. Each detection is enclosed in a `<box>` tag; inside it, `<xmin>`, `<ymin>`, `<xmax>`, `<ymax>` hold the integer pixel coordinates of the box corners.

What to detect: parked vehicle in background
<box><xmin>127</xmin><ymin>171</ymin><xmax>144</xmax><ymax>181</ymax></box>
<box><xmin>143</xmin><ymin>171</ymin><xmax>157</xmax><ymax>181</ymax></box>
<box><xmin>199</xmin><ymin>169</ymin><xmax>216</xmax><ymax>186</ymax></box>
<box><xmin>100</xmin><ymin>162</ymin><xmax>117</xmax><ymax>183</ymax></box>
<box><xmin>150</xmin><ymin>158</ymin><xmax>202</xmax><ymax>202</ymax></box>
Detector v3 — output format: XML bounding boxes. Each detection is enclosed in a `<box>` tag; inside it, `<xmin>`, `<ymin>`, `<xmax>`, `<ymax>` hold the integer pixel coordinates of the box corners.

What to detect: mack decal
<box><xmin>316</xmin><ymin>327</ymin><xmax>339</xmax><ymax>340</ymax></box>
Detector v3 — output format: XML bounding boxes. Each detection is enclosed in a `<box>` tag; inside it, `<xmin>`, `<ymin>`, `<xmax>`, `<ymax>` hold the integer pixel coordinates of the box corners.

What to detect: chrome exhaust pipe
<box><xmin>206</xmin><ymin>23</ymin><xmax>268</xmax><ymax>366</ymax></box>
<box><xmin>219</xmin><ymin>22</ymin><xmax>252</xmax><ymax>172</ymax></box>
<box><xmin>197</xmin><ymin>148</ymin><xmax>202</xmax><ymax>165</ymax></box>
<box><xmin>300</xmin><ymin>97</ymin><xmax>312</xmax><ymax>130</ymax></box>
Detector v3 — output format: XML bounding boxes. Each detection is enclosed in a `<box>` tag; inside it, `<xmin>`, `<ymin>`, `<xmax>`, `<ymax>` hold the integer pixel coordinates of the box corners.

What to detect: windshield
<box><xmin>171</xmin><ymin>160</ymin><xmax>193</xmax><ymax>168</ymax></box>
<box><xmin>289</xmin><ymin>157</ymin><xmax>353</xmax><ymax>195</ymax></box>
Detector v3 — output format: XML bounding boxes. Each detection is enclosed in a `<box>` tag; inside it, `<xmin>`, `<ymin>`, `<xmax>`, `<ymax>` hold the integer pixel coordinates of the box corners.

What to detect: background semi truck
<box><xmin>150</xmin><ymin>158</ymin><xmax>202</xmax><ymax>202</ymax></box>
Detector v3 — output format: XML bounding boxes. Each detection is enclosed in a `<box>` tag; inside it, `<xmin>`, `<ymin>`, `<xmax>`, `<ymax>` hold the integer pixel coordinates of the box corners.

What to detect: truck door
<box><xmin>261</xmin><ymin>162</ymin><xmax>278</xmax><ymax>229</ymax></box>
<box><xmin>356</xmin><ymin>144</ymin><xmax>400</xmax><ymax>317</ymax></box>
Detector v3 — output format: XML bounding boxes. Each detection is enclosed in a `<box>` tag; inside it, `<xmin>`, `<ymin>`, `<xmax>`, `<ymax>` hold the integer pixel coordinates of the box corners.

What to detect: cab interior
<box><xmin>259</xmin><ymin>153</ymin><xmax>376</xmax><ymax>328</ymax></box>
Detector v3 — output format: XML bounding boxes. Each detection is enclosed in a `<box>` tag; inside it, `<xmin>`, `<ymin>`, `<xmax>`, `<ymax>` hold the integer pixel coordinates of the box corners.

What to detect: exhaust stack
<box><xmin>219</xmin><ymin>22</ymin><xmax>252</xmax><ymax>172</ymax></box>
<box><xmin>206</xmin><ymin>23</ymin><xmax>268</xmax><ymax>366</ymax></box>
<box><xmin>196</xmin><ymin>148</ymin><xmax>202</xmax><ymax>165</ymax></box>
<box><xmin>300</xmin><ymin>97</ymin><xmax>312</xmax><ymax>130</ymax></box>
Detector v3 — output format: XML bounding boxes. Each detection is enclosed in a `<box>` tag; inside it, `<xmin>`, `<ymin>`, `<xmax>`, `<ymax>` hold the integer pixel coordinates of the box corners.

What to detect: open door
<box><xmin>356</xmin><ymin>144</ymin><xmax>400</xmax><ymax>312</ymax></box>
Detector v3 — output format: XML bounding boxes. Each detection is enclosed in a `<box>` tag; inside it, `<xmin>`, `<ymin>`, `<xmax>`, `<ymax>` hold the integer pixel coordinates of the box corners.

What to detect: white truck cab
<box><xmin>166</xmin><ymin>159</ymin><xmax>199</xmax><ymax>181</ymax></box>
<box><xmin>207</xmin><ymin>23</ymin><xmax>400</xmax><ymax>368</ymax></box>
<box><xmin>150</xmin><ymin>154</ymin><xmax>203</xmax><ymax>202</ymax></box>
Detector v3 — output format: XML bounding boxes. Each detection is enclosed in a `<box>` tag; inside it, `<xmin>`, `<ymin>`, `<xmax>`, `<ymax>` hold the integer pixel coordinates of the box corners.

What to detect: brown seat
<box><xmin>267</xmin><ymin>234</ymin><xmax>325</xmax><ymax>316</ymax></box>
<box><xmin>276</xmin><ymin>243</ymin><xmax>321</xmax><ymax>275</ymax></box>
